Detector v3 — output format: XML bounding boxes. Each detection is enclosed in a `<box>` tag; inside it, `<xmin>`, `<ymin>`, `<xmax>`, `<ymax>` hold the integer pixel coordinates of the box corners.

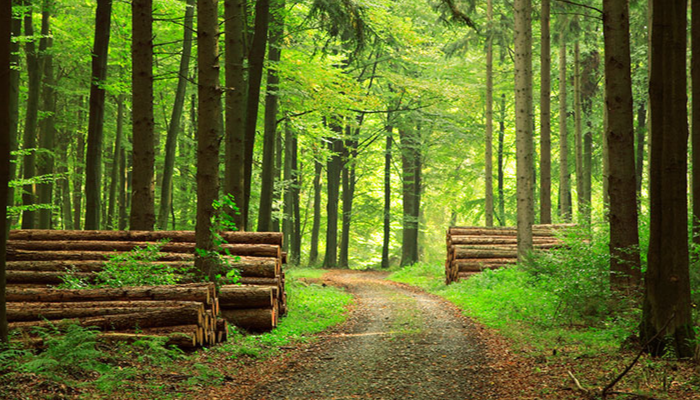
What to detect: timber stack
<box><xmin>6</xmin><ymin>229</ymin><xmax>287</xmax><ymax>335</ymax></box>
<box><xmin>444</xmin><ymin>224</ymin><xmax>575</xmax><ymax>284</ymax></box>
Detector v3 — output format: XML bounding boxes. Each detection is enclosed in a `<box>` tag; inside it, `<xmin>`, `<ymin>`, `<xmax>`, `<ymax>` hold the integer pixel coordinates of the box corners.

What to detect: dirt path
<box><xmin>246</xmin><ymin>271</ymin><xmax>500</xmax><ymax>400</ymax></box>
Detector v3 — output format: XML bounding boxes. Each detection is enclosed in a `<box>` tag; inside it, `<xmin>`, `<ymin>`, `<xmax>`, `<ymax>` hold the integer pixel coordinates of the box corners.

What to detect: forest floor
<box><xmin>203</xmin><ymin>270</ymin><xmax>553</xmax><ymax>400</ymax></box>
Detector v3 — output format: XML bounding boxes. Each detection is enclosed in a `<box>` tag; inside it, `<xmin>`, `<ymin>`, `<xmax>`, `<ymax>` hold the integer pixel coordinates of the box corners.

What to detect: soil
<box><xmin>242</xmin><ymin>270</ymin><xmax>502</xmax><ymax>400</ymax></box>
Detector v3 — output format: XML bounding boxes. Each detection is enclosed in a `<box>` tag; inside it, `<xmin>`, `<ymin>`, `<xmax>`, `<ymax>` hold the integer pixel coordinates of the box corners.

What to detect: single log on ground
<box><xmin>7</xmin><ymin>302</ymin><xmax>205</xmax><ymax>322</ymax></box>
<box><xmin>10</xmin><ymin>229</ymin><xmax>282</xmax><ymax>246</ymax></box>
<box><xmin>228</xmin><ymin>257</ymin><xmax>279</xmax><ymax>277</ymax></box>
<box><xmin>9</xmin><ymin>306</ymin><xmax>203</xmax><ymax>331</ymax></box>
<box><xmin>6</xmin><ymin>270</ymin><xmax>97</xmax><ymax>284</ymax></box>
<box><xmin>233</xmin><ymin>276</ymin><xmax>281</xmax><ymax>286</ymax></box>
<box><xmin>5</xmin><ymin>283</ymin><xmax>214</xmax><ymax>303</ymax></box>
<box><xmin>218</xmin><ymin>286</ymin><xmax>274</xmax><ymax>308</ymax></box>
<box><xmin>448</xmin><ymin>236</ymin><xmax>561</xmax><ymax>246</ymax></box>
<box><xmin>221</xmin><ymin>308</ymin><xmax>276</xmax><ymax>332</ymax></box>
<box><xmin>453</xmin><ymin>246</ymin><xmax>518</xmax><ymax>259</ymax></box>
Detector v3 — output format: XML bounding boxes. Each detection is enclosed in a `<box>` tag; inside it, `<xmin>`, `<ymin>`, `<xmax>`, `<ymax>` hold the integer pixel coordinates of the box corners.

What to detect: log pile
<box><xmin>6</xmin><ymin>230</ymin><xmax>287</xmax><ymax>335</ymax></box>
<box><xmin>445</xmin><ymin>224</ymin><xmax>574</xmax><ymax>284</ymax></box>
<box><xmin>6</xmin><ymin>283</ymin><xmax>226</xmax><ymax>349</ymax></box>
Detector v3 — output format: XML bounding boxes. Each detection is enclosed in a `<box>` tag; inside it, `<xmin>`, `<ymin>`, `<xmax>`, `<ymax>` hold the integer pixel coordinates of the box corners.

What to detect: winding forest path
<box><xmin>245</xmin><ymin>271</ymin><xmax>502</xmax><ymax>400</ymax></box>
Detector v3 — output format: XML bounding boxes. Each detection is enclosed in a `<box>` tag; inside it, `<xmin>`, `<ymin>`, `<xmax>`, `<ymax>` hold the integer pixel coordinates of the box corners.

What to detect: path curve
<box><xmin>247</xmin><ymin>270</ymin><xmax>499</xmax><ymax>400</ymax></box>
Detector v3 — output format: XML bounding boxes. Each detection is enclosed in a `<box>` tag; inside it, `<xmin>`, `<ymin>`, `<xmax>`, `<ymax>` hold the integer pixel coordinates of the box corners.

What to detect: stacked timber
<box><xmin>6</xmin><ymin>230</ymin><xmax>287</xmax><ymax>332</ymax></box>
<box><xmin>6</xmin><ymin>283</ymin><xmax>227</xmax><ymax>349</ymax></box>
<box><xmin>445</xmin><ymin>224</ymin><xmax>574</xmax><ymax>284</ymax></box>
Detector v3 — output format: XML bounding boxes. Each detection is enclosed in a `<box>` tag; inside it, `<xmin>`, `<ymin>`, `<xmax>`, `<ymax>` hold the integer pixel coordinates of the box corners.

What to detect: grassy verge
<box><xmin>0</xmin><ymin>268</ymin><xmax>353</xmax><ymax>399</ymax></box>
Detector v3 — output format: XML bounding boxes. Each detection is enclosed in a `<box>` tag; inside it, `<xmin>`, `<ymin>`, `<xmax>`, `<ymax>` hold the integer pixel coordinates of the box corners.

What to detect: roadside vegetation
<box><xmin>0</xmin><ymin>268</ymin><xmax>352</xmax><ymax>399</ymax></box>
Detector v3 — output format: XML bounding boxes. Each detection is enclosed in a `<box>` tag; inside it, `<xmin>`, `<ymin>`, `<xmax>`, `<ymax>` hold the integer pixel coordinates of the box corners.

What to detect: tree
<box><xmin>573</xmin><ymin>41</ymin><xmax>584</xmax><ymax>222</ymax></box>
<box><xmin>399</xmin><ymin>123</ymin><xmax>421</xmax><ymax>267</ymax></box>
<box><xmin>224</xmin><ymin>0</ymin><xmax>247</xmax><ymax>231</ymax></box>
<box><xmin>84</xmin><ymin>0</ymin><xmax>112</xmax><ymax>230</ymax></box>
<box><xmin>484</xmin><ymin>0</ymin><xmax>494</xmax><ymax>227</ymax></box>
<box><xmin>514</xmin><ymin>0</ymin><xmax>533</xmax><ymax>261</ymax></box>
<box><xmin>539</xmin><ymin>0</ymin><xmax>551</xmax><ymax>224</ymax></box>
<box><xmin>603</xmin><ymin>0</ymin><xmax>641</xmax><ymax>288</ymax></box>
<box><xmin>158</xmin><ymin>0</ymin><xmax>195</xmax><ymax>230</ymax></box>
<box><xmin>323</xmin><ymin>124</ymin><xmax>343</xmax><ymax>268</ymax></box>
<box><xmin>308</xmin><ymin>159</ymin><xmax>323</xmax><ymax>265</ymax></box>
<box><xmin>381</xmin><ymin>120</ymin><xmax>392</xmax><ymax>269</ymax></box>
<box><xmin>107</xmin><ymin>95</ymin><xmax>125</xmax><ymax>229</ymax></box>
<box><xmin>1</xmin><ymin>0</ymin><xmax>11</xmax><ymax>344</ymax></box>
<box><xmin>129</xmin><ymin>0</ymin><xmax>155</xmax><ymax>231</ymax></box>
<box><xmin>693</xmin><ymin>0</ymin><xmax>700</xmax><ymax>244</ymax></box>
<box><xmin>558</xmin><ymin>25</ymin><xmax>571</xmax><ymax>221</ymax></box>
<box><xmin>196</xmin><ymin>0</ymin><xmax>222</xmax><ymax>280</ymax></box>
<box><xmin>7</xmin><ymin>0</ymin><xmax>21</xmax><ymax>228</ymax></box>
<box><xmin>641</xmin><ymin>0</ymin><xmax>695</xmax><ymax>358</ymax></box>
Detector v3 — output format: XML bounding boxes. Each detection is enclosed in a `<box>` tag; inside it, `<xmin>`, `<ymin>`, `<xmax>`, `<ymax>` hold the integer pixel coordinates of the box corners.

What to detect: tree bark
<box><xmin>484</xmin><ymin>0</ymin><xmax>494</xmax><ymax>227</ymax></box>
<box><xmin>290</xmin><ymin>133</ymin><xmax>301</xmax><ymax>264</ymax></box>
<box><xmin>73</xmin><ymin>97</ymin><xmax>86</xmax><ymax>230</ymax></box>
<box><xmin>603</xmin><ymin>0</ymin><xmax>641</xmax><ymax>289</ymax></box>
<box><xmin>381</xmin><ymin>122</ymin><xmax>392</xmax><ymax>269</ymax></box>
<box><xmin>339</xmin><ymin>129</ymin><xmax>358</xmax><ymax>268</ymax></box>
<box><xmin>1</xmin><ymin>0</ymin><xmax>11</xmax><ymax>343</ymax></box>
<box><xmin>573</xmin><ymin>41</ymin><xmax>584</xmax><ymax>222</ymax></box>
<box><xmin>129</xmin><ymin>0</ymin><xmax>155</xmax><ymax>231</ymax></box>
<box><xmin>84</xmin><ymin>0</ymin><xmax>112</xmax><ymax>230</ymax></box>
<box><xmin>558</xmin><ymin>30</ymin><xmax>571</xmax><ymax>221</ymax></box>
<box><xmin>693</xmin><ymin>0</ymin><xmax>700</xmax><ymax>244</ymax></box>
<box><xmin>635</xmin><ymin>103</ymin><xmax>646</xmax><ymax>196</ymax></box>
<box><xmin>243</xmin><ymin>0</ymin><xmax>271</xmax><ymax>230</ymax></box>
<box><xmin>196</xmin><ymin>0</ymin><xmax>222</xmax><ymax>280</ymax></box>
<box><xmin>37</xmin><ymin>28</ymin><xmax>55</xmax><ymax>230</ymax></box>
<box><xmin>399</xmin><ymin>126</ymin><xmax>420</xmax><ymax>267</ymax></box>
<box><xmin>7</xmin><ymin>1</ymin><xmax>21</xmax><ymax>230</ymax></box>
<box><xmin>641</xmin><ymin>0</ymin><xmax>695</xmax><ymax>358</ymax></box>
<box><xmin>224</xmin><ymin>0</ymin><xmax>247</xmax><ymax>231</ymax></box>
<box><xmin>158</xmin><ymin>0</ymin><xmax>195</xmax><ymax>231</ymax></box>
<box><xmin>308</xmin><ymin>159</ymin><xmax>322</xmax><ymax>265</ymax></box>
<box><xmin>106</xmin><ymin>95</ymin><xmax>124</xmax><ymax>229</ymax></box>
<box><xmin>514</xmin><ymin>0</ymin><xmax>534</xmax><ymax>262</ymax></box>
<box><xmin>323</xmin><ymin>125</ymin><xmax>343</xmax><ymax>268</ymax></box>
<box><xmin>258</xmin><ymin>0</ymin><xmax>284</xmax><ymax>232</ymax></box>
<box><xmin>498</xmin><ymin>92</ymin><xmax>506</xmax><ymax>226</ymax></box>
<box><xmin>539</xmin><ymin>0</ymin><xmax>551</xmax><ymax>224</ymax></box>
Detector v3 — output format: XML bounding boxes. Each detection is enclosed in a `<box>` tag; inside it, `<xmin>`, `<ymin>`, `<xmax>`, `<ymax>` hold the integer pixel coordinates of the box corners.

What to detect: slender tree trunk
<box><xmin>106</xmin><ymin>95</ymin><xmax>123</xmax><ymax>229</ymax></box>
<box><xmin>539</xmin><ymin>0</ymin><xmax>551</xmax><ymax>224</ymax></box>
<box><xmin>339</xmin><ymin>130</ymin><xmax>357</xmax><ymax>268</ymax></box>
<box><xmin>381</xmin><ymin>122</ymin><xmax>392</xmax><ymax>269</ymax></box>
<box><xmin>37</xmin><ymin>29</ymin><xmax>55</xmax><ymax>229</ymax></box>
<box><xmin>603</xmin><ymin>0</ymin><xmax>641</xmax><ymax>289</ymax></box>
<box><xmin>7</xmin><ymin>2</ymin><xmax>21</xmax><ymax>229</ymax></box>
<box><xmin>158</xmin><ymin>0</ymin><xmax>194</xmax><ymax>231</ymax></box>
<box><xmin>1</xmin><ymin>0</ymin><xmax>12</xmax><ymax>343</ymax></box>
<box><xmin>57</xmin><ymin>130</ymin><xmax>73</xmax><ymax>230</ymax></box>
<box><xmin>21</xmin><ymin>5</ymin><xmax>46</xmax><ymax>229</ymax></box>
<box><xmin>118</xmin><ymin>145</ymin><xmax>128</xmax><ymax>230</ymax></box>
<box><xmin>573</xmin><ymin>41</ymin><xmax>584</xmax><ymax>222</ymax></box>
<box><xmin>290</xmin><ymin>135</ymin><xmax>301</xmax><ymax>265</ymax></box>
<box><xmin>84</xmin><ymin>0</ymin><xmax>112</xmax><ymax>230</ymax></box>
<box><xmin>693</xmin><ymin>0</ymin><xmax>700</xmax><ymax>244</ymax></box>
<box><xmin>603</xmin><ymin>90</ymin><xmax>610</xmax><ymax>207</ymax></box>
<box><xmin>642</xmin><ymin>0</ymin><xmax>695</xmax><ymax>358</ymax></box>
<box><xmin>282</xmin><ymin>121</ymin><xmax>292</xmax><ymax>255</ymax></box>
<box><xmin>258</xmin><ymin>0</ymin><xmax>284</xmax><ymax>232</ymax></box>
<box><xmin>195</xmin><ymin>0</ymin><xmax>222</xmax><ymax>280</ymax></box>
<box><xmin>273</xmin><ymin>118</ymin><xmax>283</xmax><ymax>232</ymax></box>
<box><xmin>636</xmin><ymin>103</ymin><xmax>646</xmax><ymax>196</ymax></box>
<box><xmin>498</xmin><ymin>92</ymin><xmax>506</xmax><ymax>226</ymax></box>
<box><xmin>129</xmin><ymin>0</ymin><xmax>155</xmax><ymax>231</ymax></box>
<box><xmin>243</xmin><ymin>0</ymin><xmax>271</xmax><ymax>230</ymax></box>
<box><xmin>559</xmin><ymin>31</ymin><xmax>571</xmax><ymax>221</ymax></box>
<box><xmin>73</xmin><ymin>101</ymin><xmax>85</xmax><ymax>230</ymax></box>
<box><xmin>399</xmin><ymin>126</ymin><xmax>420</xmax><ymax>267</ymax></box>
<box><xmin>224</xmin><ymin>0</ymin><xmax>247</xmax><ymax>231</ymax></box>
<box><xmin>323</xmin><ymin>126</ymin><xmax>343</xmax><ymax>269</ymax></box>
<box><xmin>308</xmin><ymin>159</ymin><xmax>322</xmax><ymax>265</ymax></box>
<box><xmin>484</xmin><ymin>0</ymin><xmax>494</xmax><ymax>227</ymax></box>
<box><xmin>514</xmin><ymin>0</ymin><xmax>534</xmax><ymax>261</ymax></box>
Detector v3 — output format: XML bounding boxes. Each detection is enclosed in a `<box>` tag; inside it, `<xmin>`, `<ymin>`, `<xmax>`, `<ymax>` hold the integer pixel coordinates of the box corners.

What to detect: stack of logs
<box><xmin>6</xmin><ymin>283</ymin><xmax>226</xmax><ymax>349</ymax></box>
<box><xmin>445</xmin><ymin>224</ymin><xmax>574</xmax><ymax>284</ymax></box>
<box><xmin>6</xmin><ymin>230</ymin><xmax>288</xmax><ymax>344</ymax></box>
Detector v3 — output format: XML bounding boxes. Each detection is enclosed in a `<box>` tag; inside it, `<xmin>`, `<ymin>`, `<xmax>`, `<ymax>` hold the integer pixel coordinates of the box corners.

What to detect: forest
<box><xmin>0</xmin><ymin>0</ymin><xmax>699</xmax><ymax>398</ymax></box>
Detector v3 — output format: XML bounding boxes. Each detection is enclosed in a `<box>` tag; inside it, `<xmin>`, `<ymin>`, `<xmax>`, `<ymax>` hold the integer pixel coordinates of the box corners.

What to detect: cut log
<box><xmin>6</xmin><ymin>249</ymin><xmax>196</xmax><ymax>262</ymax></box>
<box><xmin>6</xmin><ymin>270</ymin><xmax>97</xmax><ymax>284</ymax></box>
<box><xmin>449</xmin><ymin>223</ymin><xmax>574</xmax><ymax>237</ymax></box>
<box><xmin>215</xmin><ymin>318</ymin><xmax>228</xmax><ymax>343</ymax></box>
<box><xmin>7</xmin><ymin>302</ymin><xmax>205</xmax><ymax>322</ymax></box>
<box><xmin>6</xmin><ymin>260</ymin><xmax>109</xmax><ymax>272</ymax></box>
<box><xmin>221</xmin><ymin>308</ymin><xmax>276</xmax><ymax>332</ymax></box>
<box><xmin>234</xmin><ymin>276</ymin><xmax>281</xmax><ymax>286</ymax></box>
<box><xmin>10</xmin><ymin>229</ymin><xmax>282</xmax><ymax>246</ymax></box>
<box><xmin>453</xmin><ymin>246</ymin><xmax>518</xmax><ymax>259</ymax></box>
<box><xmin>9</xmin><ymin>306</ymin><xmax>203</xmax><ymax>331</ymax></box>
<box><xmin>218</xmin><ymin>286</ymin><xmax>274</xmax><ymax>308</ymax></box>
<box><xmin>5</xmin><ymin>283</ymin><xmax>214</xmax><ymax>304</ymax></box>
<box><xmin>448</xmin><ymin>236</ymin><xmax>561</xmax><ymax>246</ymax></box>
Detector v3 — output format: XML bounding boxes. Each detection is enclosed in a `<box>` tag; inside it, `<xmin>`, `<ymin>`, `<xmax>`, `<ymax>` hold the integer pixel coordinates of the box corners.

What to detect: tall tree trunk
<box><xmin>84</xmin><ymin>0</ymin><xmax>112</xmax><ymax>230</ymax></box>
<box><xmin>693</xmin><ymin>0</ymin><xmax>700</xmax><ymax>244</ymax></box>
<box><xmin>636</xmin><ymin>102</ymin><xmax>646</xmax><ymax>196</ymax></box>
<box><xmin>158</xmin><ymin>0</ymin><xmax>194</xmax><ymax>231</ymax></box>
<box><xmin>7</xmin><ymin>2</ymin><xmax>21</xmax><ymax>227</ymax></box>
<box><xmin>498</xmin><ymin>92</ymin><xmax>506</xmax><ymax>226</ymax></box>
<box><xmin>514</xmin><ymin>0</ymin><xmax>534</xmax><ymax>261</ymax></box>
<box><xmin>559</xmin><ymin>31</ymin><xmax>571</xmax><ymax>221</ymax></box>
<box><xmin>484</xmin><ymin>0</ymin><xmax>494</xmax><ymax>227</ymax></box>
<box><xmin>399</xmin><ymin>126</ymin><xmax>420</xmax><ymax>267</ymax></box>
<box><xmin>1</xmin><ymin>0</ymin><xmax>12</xmax><ymax>343</ymax></box>
<box><xmin>381</xmin><ymin>122</ymin><xmax>392</xmax><ymax>269</ymax></box>
<box><xmin>129</xmin><ymin>0</ymin><xmax>155</xmax><ymax>231</ymax></box>
<box><xmin>273</xmin><ymin>117</ymin><xmax>283</xmax><ymax>232</ymax></box>
<box><xmin>603</xmin><ymin>0</ymin><xmax>641</xmax><ymax>289</ymax></box>
<box><xmin>73</xmin><ymin>99</ymin><xmax>86</xmax><ymax>230</ymax></box>
<box><xmin>641</xmin><ymin>0</ymin><xmax>695</xmax><ymax>358</ymax></box>
<box><xmin>118</xmin><ymin>145</ymin><xmax>128</xmax><ymax>230</ymax></box>
<box><xmin>258</xmin><ymin>0</ymin><xmax>284</xmax><ymax>232</ymax></box>
<box><xmin>196</xmin><ymin>0</ymin><xmax>222</xmax><ymax>280</ymax></box>
<box><xmin>243</xmin><ymin>0</ymin><xmax>271</xmax><ymax>230</ymax></box>
<box><xmin>224</xmin><ymin>0</ymin><xmax>247</xmax><ymax>231</ymax></box>
<box><xmin>282</xmin><ymin>121</ymin><xmax>293</xmax><ymax>256</ymax></box>
<box><xmin>539</xmin><ymin>0</ymin><xmax>551</xmax><ymax>224</ymax></box>
<box><xmin>21</xmin><ymin>4</ymin><xmax>46</xmax><ymax>229</ymax></box>
<box><xmin>308</xmin><ymin>159</ymin><xmax>322</xmax><ymax>265</ymax></box>
<box><xmin>290</xmin><ymin>134</ymin><xmax>301</xmax><ymax>265</ymax></box>
<box><xmin>106</xmin><ymin>95</ymin><xmax>124</xmax><ymax>229</ymax></box>
<box><xmin>323</xmin><ymin>126</ymin><xmax>343</xmax><ymax>269</ymax></box>
<box><xmin>57</xmin><ymin>130</ymin><xmax>73</xmax><ymax>229</ymax></box>
<box><xmin>339</xmin><ymin>129</ymin><xmax>357</xmax><ymax>268</ymax></box>
<box><xmin>37</xmin><ymin>29</ymin><xmax>55</xmax><ymax>229</ymax></box>
<box><xmin>573</xmin><ymin>41</ymin><xmax>584</xmax><ymax>222</ymax></box>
